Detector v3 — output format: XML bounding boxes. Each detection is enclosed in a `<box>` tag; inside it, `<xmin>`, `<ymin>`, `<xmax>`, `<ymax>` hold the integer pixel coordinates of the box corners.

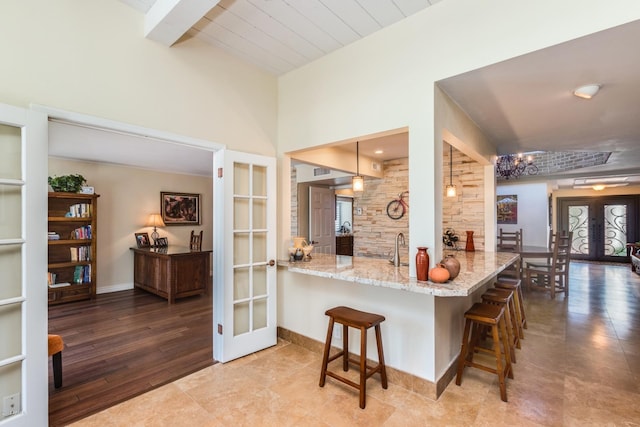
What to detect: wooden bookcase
<box><xmin>48</xmin><ymin>192</ymin><xmax>99</xmax><ymax>305</ymax></box>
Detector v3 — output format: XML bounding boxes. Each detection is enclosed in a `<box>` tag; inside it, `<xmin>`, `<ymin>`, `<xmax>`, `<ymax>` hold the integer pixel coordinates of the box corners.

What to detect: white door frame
<box><xmin>0</xmin><ymin>103</ymin><xmax>48</xmax><ymax>426</ymax></box>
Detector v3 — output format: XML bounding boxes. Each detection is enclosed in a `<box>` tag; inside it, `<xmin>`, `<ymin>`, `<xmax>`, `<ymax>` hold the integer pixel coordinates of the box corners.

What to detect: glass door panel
<box><xmin>0</xmin><ymin>124</ymin><xmax>21</xmax><ymax>180</ymax></box>
<box><xmin>568</xmin><ymin>205</ymin><xmax>589</xmax><ymax>255</ymax></box>
<box><xmin>0</xmin><ymin>245</ymin><xmax>22</xmax><ymax>300</ymax></box>
<box><xmin>604</xmin><ymin>204</ymin><xmax>627</xmax><ymax>257</ymax></box>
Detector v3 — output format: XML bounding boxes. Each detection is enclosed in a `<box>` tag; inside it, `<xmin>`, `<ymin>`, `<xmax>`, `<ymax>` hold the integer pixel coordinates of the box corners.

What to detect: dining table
<box><xmin>499</xmin><ymin>245</ymin><xmax>554</xmax><ymax>280</ymax></box>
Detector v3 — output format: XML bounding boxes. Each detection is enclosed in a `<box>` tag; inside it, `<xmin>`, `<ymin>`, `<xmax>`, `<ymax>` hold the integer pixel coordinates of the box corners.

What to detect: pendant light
<box><xmin>352</xmin><ymin>141</ymin><xmax>364</xmax><ymax>192</ymax></box>
<box><xmin>446</xmin><ymin>145</ymin><xmax>457</xmax><ymax>197</ymax></box>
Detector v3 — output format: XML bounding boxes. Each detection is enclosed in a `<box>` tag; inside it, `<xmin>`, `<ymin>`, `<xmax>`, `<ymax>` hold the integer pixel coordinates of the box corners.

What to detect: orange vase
<box><xmin>465</xmin><ymin>230</ymin><xmax>475</xmax><ymax>252</ymax></box>
<box><xmin>416</xmin><ymin>247</ymin><xmax>429</xmax><ymax>282</ymax></box>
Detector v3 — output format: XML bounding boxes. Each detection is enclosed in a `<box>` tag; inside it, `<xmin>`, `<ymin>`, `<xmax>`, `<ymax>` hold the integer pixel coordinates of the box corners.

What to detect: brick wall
<box><xmin>442</xmin><ymin>144</ymin><xmax>485</xmax><ymax>251</ymax></box>
<box><xmin>353</xmin><ymin>158</ymin><xmax>409</xmax><ymax>259</ymax></box>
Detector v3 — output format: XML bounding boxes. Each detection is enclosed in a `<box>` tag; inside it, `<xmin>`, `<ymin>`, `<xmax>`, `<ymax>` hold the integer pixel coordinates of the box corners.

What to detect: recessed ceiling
<box><xmin>437</xmin><ymin>19</ymin><xmax>640</xmax><ymax>179</ymax></box>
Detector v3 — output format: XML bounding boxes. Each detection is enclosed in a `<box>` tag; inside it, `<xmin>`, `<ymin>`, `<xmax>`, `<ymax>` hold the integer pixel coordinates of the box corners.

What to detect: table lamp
<box><xmin>147</xmin><ymin>213</ymin><xmax>165</xmax><ymax>245</ymax></box>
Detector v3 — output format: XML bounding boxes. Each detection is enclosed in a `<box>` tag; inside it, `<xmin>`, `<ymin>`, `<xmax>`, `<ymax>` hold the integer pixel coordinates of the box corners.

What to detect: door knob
<box><xmin>268</xmin><ymin>259</ymin><xmax>275</xmax><ymax>267</ymax></box>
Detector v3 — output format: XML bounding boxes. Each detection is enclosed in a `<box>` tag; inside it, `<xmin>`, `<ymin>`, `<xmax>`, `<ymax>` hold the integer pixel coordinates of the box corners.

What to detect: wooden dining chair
<box><xmin>497</xmin><ymin>228</ymin><xmax>523</xmax><ymax>278</ymax></box>
<box><xmin>524</xmin><ymin>231</ymin><xmax>572</xmax><ymax>298</ymax></box>
<box><xmin>190</xmin><ymin>230</ymin><xmax>203</xmax><ymax>251</ymax></box>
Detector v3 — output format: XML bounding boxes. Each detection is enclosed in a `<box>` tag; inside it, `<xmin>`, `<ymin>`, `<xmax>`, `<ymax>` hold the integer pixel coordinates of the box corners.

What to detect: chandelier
<box><xmin>495</xmin><ymin>153</ymin><xmax>539</xmax><ymax>179</ymax></box>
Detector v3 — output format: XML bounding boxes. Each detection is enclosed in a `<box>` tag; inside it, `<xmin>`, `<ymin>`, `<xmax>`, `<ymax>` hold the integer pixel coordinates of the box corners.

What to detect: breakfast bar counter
<box><xmin>286</xmin><ymin>251</ymin><xmax>518</xmax><ymax>297</ymax></box>
<box><xmin>278</xmin><ymin>250</ymin><xmax>520</xmax><ymax>398</ymax></box>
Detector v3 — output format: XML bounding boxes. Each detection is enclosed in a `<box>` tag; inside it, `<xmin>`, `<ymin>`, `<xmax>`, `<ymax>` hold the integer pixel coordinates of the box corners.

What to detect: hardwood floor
<box><xmin>48</xmin><ymin>289</ymin><xmax>214</xmax><ymax>426</ymax></box>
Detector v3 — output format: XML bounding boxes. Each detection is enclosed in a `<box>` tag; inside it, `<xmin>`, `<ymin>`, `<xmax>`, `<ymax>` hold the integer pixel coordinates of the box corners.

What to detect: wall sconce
<box><xmin>146</xmin><ymin>213</ymin><xmax>165</xmax><ymax>244</ymax></box>
<box><xmin>352</xmin><ymin>141</ymin><xmax>364</xmax><ymax>192</ymax></box>
<box><xmin>446</xmin><ymin>145</ymin><xmax>457</xmax><ymax>197</ymax></box>
<box><xmin>573</xmin><ymin>84</ymin><xmax>601</xmax><ymax>100</ymax></box>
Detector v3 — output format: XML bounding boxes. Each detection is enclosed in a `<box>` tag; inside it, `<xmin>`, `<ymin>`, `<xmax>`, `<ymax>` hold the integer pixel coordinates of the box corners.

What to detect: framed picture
<box><xmin>161</xmin><ymin>192</ymin><xmax>201</xmax><ymax>225</ymax></box>
<box><xmin>497</xmin><ymin>195</ymin><xmax>518</xmax><ymax>224</ymax></box>
<box><xmin>155</xmin><ymin>237</ymin><xmax>168</xmax><ymax>247</ymax></box>
<box><xmin>135</xmin><ymin>232</ymin><xmax>151</xmax><ymax>248</ymax></box>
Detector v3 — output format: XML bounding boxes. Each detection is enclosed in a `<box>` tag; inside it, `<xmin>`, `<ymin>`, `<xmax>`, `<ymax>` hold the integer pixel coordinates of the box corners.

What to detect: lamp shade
<box><xmin>147</xmin><ymin>213</ymin><xmax>165</xmax><ymax>228</ymax></box>
<box><xmin>352</xmin><ymin>175</ymin><xmax>364</xmax><ymax>192</ymax></box>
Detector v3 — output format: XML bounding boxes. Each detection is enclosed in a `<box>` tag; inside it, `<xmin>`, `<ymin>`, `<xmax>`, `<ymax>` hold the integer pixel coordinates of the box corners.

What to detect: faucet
<box><xmin>390</xmin><ymin>232</ymin><xmax>406</xmax><ymax>267</ymax></box>
<box><xmin>340</xmin><ymin>221</ymin><xmax>352</xmax><ymax>233</ymax></box>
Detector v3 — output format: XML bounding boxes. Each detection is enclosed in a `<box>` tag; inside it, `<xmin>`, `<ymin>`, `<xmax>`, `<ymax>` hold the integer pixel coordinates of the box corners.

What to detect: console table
<box><xmin>130</xmin><ymin>246</ymin><xmax>212</xmax><ymax>303</ymax></box>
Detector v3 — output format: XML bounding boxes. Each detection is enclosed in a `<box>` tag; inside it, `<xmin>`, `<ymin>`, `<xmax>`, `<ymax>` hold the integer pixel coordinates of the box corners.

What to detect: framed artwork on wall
<box><xmin>161</xmin><ymin>192</ymin><xmax>201</xmax><ymax>226</ymax></box>
<box><xmin>497</xmin><ymin>195</ymin><xmax>518</xmax><ymax>224</ymax></box>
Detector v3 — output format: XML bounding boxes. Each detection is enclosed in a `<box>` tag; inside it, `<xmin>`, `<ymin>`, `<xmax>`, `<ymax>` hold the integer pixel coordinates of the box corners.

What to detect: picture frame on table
<box><xmin>155</xmin><ymin>237</ymin><xmax>168</xmax><ymax>247</ymax></box>
<box><xmin>135</xmin><ymin>232</ymin><xmax>151</xmax><ymax>248</ymax></box>
<box><xmin>161</xmin><ymin>192</ymin><xmax>201</xmax><ymax>226</ymax></box>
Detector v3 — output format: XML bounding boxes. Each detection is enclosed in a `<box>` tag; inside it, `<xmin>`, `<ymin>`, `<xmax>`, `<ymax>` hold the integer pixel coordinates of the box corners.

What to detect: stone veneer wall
<box><xmin>442</xmin><ymin>144</ymin><xmax>485</xmax><ymax>251</ymax></box>
<box><xmin>353</xmin><ymin>158</ymin><xmax>409</xmax><ymax>260</ymax></box>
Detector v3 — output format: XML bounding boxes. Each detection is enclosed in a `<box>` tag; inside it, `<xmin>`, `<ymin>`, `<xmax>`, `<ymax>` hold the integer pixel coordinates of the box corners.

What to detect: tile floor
<box><xmin>72</xmin><ymin>262</ymin><xmax>640</xmax><ymax>426</ymax></box>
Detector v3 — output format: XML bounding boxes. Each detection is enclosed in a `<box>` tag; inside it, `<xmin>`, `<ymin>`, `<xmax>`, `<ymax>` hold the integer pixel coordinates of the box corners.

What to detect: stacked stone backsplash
<box><xmin>443</xmin><ymin>145</ymin><xmax>485</xmax><ymax>251</ymax></box>
<box><xmin>353</xmin><ymin>158</ymin><xmax>409</xmax><ymax>260</ymax></box>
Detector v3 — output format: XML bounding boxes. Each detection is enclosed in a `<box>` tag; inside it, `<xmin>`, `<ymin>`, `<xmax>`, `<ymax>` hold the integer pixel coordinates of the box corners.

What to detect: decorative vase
<box><xmin>429</xmin><ymin>264</ymin><xmax>450</xmax><ymax>283</ymax></box>
<box><xmin>416</xmin><ymin>247</ymin><xmax>429</xmax><ymax>282</ymax></box>
<box><xmin>440</xmin><ymin>254</ymin><xmax>461</xmax><ymax>280</ymax></box>
<box><xmin>465</xmin><ymin>230</ymin><xmax>475</xmax><ymax>252</ymax></box>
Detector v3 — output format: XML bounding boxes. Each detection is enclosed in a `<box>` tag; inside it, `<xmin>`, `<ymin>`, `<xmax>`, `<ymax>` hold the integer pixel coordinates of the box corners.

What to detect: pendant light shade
<box><xmin>446</xmin><ymin>145</ymin><xmax>457</xmax><ymax>197</ymax></box>
<box><xmin>352</xmin><ymin>141</ymin><xmax>364</xmax><ymax>192</ymax></box>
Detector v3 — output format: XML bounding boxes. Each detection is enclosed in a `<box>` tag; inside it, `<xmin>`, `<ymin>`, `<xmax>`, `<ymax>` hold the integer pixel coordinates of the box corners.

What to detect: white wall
<box><xmin>1</xmin><ymin>0</ymin><xmax>277</xmax><ymax>156</ymax></box>
<box><xmin>277</xmin><ymin>0</ymin><xmax>640</xmax><ymax>383</ymax></box>
<box><xmin>497</xmin><ymin>182</ymin><xmax>550</xmax><ymax>247</ymax></box>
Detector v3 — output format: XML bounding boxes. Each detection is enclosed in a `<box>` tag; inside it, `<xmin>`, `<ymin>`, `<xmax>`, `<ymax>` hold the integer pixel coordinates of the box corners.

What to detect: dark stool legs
<box><xmin>319</xmin><ymin>306</ymin><xmax>387</xmax><ymax>409</ymax></box>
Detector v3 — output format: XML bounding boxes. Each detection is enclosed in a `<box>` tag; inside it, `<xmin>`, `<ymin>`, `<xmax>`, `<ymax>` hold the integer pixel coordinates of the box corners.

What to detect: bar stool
<box><xmin>456</xmin><ymin>303</ymin><xmax>513</xmax><ymax>402</ymax></box>
<box><xmin>482</xmin><ymin>289</ymin><xmax>520</xmax><ymax>359</ymax></box>
<box><xmin>495</xmin><ymin>276</ymin><xmax>527</xmax><ymax>334</ymax></box>
<box><xmin>319</xmin><ymin>306</ymin><xmax>388</xmax><ymax>409</ymax></box>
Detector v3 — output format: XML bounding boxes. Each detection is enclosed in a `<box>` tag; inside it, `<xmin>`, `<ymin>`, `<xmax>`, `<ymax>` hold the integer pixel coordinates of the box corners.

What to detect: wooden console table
<box><xmin>130</xmin><ymin>246</ymin><xmax>212</xmax><ymax>303</ymax></box>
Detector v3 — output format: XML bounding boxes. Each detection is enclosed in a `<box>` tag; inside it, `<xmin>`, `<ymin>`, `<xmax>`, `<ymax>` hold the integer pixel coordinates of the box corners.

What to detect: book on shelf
<box><xmin>47</xmin><ymin>271</ymin><xmax>57</xmax><ymax>286</ymax></box>
<box><xmin>48</xmin><ymin>282</ymin><xmax>71</xmax><ymax>288</ymax></box>
<box><xmin>65</xmin><ymin>203</ymin><xmax>92</xmax><ymax>218</ymax></box>
<box><xmin>70</xmin><ymin>225</ymin><xmax>92</xmax><ymax>239</ymax></box>
<box><xmin>73</xmin><ymin>265</ymin><xmax>91</xmax><ymax>284</ymax></box>
<box><xmin>48</xmin><ymin>232</ymin><xmax>60</xmax><ymax>240</ymax></box>
<box><xmin>69</xmin><ymin>246</ymin><xmax>91</xmax><ymax>262</ymax></box>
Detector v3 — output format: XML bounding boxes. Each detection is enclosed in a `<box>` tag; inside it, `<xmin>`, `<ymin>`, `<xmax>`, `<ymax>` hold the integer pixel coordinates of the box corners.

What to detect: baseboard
<box><xmin>278</xmin><ymin>326</ymin><xmax>453</xmax><ymax>400</ymax></box>
<box><xmin>96</xmin><ymin>283</ymin><xmax>134</xmax><ymax>294</ymax></box>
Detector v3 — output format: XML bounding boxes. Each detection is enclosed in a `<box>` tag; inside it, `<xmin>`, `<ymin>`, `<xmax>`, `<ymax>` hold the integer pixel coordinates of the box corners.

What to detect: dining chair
<box><xmin>190</xmin><ymin>230</ymin><xmax>203</xmax><ymax>251</ymax></box>
<box><xmin>524</xmin><ymin>231</ymin><xmax>572</xmax><ymax>298</ymax></box>
<box><xmin>497</xmin><ymin>228</ymin><xmax>523</xmax><ymax>278</ymax></box>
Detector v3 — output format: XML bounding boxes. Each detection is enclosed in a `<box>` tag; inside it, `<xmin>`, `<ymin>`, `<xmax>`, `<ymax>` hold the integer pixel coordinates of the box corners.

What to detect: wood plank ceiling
<box><xmin>122</xmin><ymin>0</ymin><xmax>440</xmax><ymax>75</ymax></box>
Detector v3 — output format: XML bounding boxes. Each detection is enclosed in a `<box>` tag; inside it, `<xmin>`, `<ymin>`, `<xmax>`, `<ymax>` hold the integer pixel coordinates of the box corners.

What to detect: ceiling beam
<box><xmin>145</xmin><ymin>0</ymin><xmax>220</xmax><ymax>46</ymax></box>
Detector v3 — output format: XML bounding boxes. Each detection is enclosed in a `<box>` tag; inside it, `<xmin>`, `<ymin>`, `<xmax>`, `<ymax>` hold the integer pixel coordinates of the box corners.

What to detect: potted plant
<box><xmin>48</xmin><ymin>174</ymin><xmax>87</xmax><ymax>193</ymax></box>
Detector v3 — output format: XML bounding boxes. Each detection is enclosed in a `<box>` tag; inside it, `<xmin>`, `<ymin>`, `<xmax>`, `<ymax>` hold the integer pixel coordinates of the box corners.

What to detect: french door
<box><xmin>559</xmin><ymin>196</ymin><xmax>638</xmax><ymax>262</ymax></box>
<box><xmin>213</xmin><ymin>150</ymin><xmax>277</xmax><ymax>363</ymax></box>
<box><xmin>0</xmin><ymin>103</ymin><xmax>48</xmax><ymax>426</ymax></box>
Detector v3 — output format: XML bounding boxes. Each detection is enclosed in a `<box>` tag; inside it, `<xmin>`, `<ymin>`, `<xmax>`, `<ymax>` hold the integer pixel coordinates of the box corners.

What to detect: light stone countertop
<box><xmin>285</xmin><ymin>250</ymin><xmax>519</xmax><ymax>297</ymax></box>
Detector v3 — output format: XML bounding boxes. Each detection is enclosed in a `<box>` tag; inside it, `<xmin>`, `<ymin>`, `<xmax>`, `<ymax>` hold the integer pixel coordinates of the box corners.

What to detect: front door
<box><xmin>213</xmin><ymin>150</ymin><xmax>277</xmax><ymax>363</ymax></box>
<box><xmin>309</xmin><ymin>186</ymin><xmax>335</xmax><ymax>254</ymax></box>
<box><xmin>559</xmin><ymin>196</ymin><xmax>638</xmax><ymax>262</ymax></box>
<box><xmin>0</xmin><ymin>103</ymin><xmax>48</xmax><ymax>426</ymax></box>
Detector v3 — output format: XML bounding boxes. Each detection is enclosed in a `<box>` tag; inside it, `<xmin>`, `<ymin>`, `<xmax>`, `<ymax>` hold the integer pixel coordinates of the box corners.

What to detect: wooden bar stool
<box><xmin>319</xmin><ymin>306</ymin><xmax>388</xmax><ymax>409</ymax></box>
<box><xmin>495</xmin><ymin>276</ymin><xmax>527</xmax><ymax>334</ymax></box>
<box><xmin>482</xmin><ymin>289</ymin><xmax>520</xmax><ymax>359</ymax></box>
<box><xmin>48</xmin><ymin>334</ymin><xmax>64</xmax><ymax>389</ymax></box>
<box><xmin>456</xmin><ymin>303</ymin><xmax>513</xmax><ymax>402</ymax></box>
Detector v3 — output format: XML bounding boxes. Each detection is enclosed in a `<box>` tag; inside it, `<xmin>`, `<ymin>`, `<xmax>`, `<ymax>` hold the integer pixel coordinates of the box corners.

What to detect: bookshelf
<box><xmin>48</xmin><ymin>192</ymin><xmax>99</xmax><ymax>305</ymax></box>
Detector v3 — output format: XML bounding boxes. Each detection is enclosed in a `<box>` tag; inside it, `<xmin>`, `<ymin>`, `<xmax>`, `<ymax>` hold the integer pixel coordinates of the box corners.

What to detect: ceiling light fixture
<box><xmin>446</xmin><ymin>145</ymin><xmax>457</xmax><ymax>197</ymax></box>
<box><xmin>352</xmin><ymin>141</ymin><xmax>364</xmax><ymax>192</ymax></box>
<box><xmin>592</xmin><ymin>184</ymin><xmax>606</xmax><ymax>191</ymax></box>
<box><xmin>496</xmin><ymin>153</ymin><xmax>539</xmax><ymax>179</ymax></box>
<box><xmin>573</xmin><ymin>84</ymin><xmax>601</xmax><ymax>99</ymax></box>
